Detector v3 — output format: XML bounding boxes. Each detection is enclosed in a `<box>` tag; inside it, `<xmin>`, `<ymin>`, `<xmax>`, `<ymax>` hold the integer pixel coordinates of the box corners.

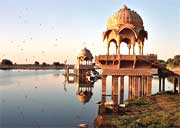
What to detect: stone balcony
<box><xmin>95</xmin><ymin>54</ymin><xmax>157</xmax><ymax>69</ymax></box>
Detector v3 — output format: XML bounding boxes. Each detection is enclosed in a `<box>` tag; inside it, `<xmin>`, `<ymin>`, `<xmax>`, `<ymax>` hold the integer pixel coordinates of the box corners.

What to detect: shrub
<box><xmin>53</xmin><ymin>62</ymin><xmax>60</xmax><ymax>66</ymax></box>
<box><xmin>34</xmin><ymin>61</ymin><xmax>40</xmax><ymax>65</ymax></box>
<box><xmin>42</xmin><ymin>62</ymin><xmax>47</xmax><ymax>66</ymax></box>
<box><xmin>1</xmin><ymin>59</ymin><xmax>13</xmax><ymax>65</ymax></box>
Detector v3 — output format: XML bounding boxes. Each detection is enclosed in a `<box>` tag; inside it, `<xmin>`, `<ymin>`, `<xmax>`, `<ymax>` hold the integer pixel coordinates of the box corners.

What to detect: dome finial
<box><xmin>121</xmin><ymin>4</ymin><xmax>128</xmax><ymax>10</ymax></box>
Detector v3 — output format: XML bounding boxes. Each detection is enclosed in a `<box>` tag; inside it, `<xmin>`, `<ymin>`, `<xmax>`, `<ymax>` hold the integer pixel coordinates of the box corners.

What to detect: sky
<box><xmin>0</xmin><ymin>0</ymin><xmax>180</xmax><ymax>64</ymax></box>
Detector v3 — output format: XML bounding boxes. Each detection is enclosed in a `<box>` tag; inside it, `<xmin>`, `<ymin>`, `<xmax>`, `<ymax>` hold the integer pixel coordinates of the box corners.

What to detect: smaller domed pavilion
<box><xmin>74</xmin><ymin>47</ymin><xmax>94</xmax><ymax>79</ymax></box>
<box><xmin>77</xmin><ymin>47</ymin><xmax>93</xmax><ymax>65</ymax></box>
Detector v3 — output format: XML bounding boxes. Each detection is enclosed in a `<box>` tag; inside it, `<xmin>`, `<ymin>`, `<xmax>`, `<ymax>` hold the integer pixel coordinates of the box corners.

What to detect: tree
<box><xmin>1</xmin><ymin>59</ymin><xmax>13</xmax><ymax>65</ymax></box>
<box><xmin>42</xmin><ymin>62</ymin><xmax>47</xmax><ymax>66</ymax></box>
<box><xmin>34</xmin><ymin>61</ymin><xmax>40</xmax><ymax>65</ymax></box>
<box><xmin>53</xmin><ymin>62</ymin><xmax>60</xmax><ymax>66</ymax></box>
<box><xmin>173</xmin><ymin>55</ymin><xmax>180</xmax><ymax>66</ymax></box>
<box><xmin>167</xmin><ymin>58</ymin><xmax>174</xmax><ymax>65</ymax></box>
<box><xmin>157</xmin><ymin>59</ymin><xmax>166</xmax><ymax>67</ymax></box>
<box><xmin>166</xmin><ymin>55</ymin><xmax>180</xmax><ymax>67</ymax></box>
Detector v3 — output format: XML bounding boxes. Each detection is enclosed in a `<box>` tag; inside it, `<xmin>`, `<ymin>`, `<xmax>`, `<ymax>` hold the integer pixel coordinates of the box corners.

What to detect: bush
<box><xmin>34</xmin><ymin>61</ymin><xmax>40</xmax><ymax>65</ymax></box>
<box><xmin>1</xmin><ymin>59</ymin><xmax>13</xmax><ymax>65</ymax></box>
<box><xmin>53</xmin><ymin>62</ymin><xmax>60</xmax><ymax>66</ymax></box>
<box><xmin>157</xmin><ymin>59</ymin><xmax>166</xmax><ymax>67</ymax></box>
<box><xmin>42</xmin><ymin>62</ymin><xmax>47</xmax><ymax>66</ymax></box>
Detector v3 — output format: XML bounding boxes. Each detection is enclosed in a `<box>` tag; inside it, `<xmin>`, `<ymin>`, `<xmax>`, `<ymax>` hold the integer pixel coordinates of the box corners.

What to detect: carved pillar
<box><xmin>138</xmin><ymin>41</ymin><xmax>144</xmax><ymax>55</ymax></box>
<box><xmin>106</xmin><ymin>41</ymin><xmax>110</xmax><ymax>55</ymax></box>
<box><xmin>101</xmin><ymin>75</ymin><xmax>107</xmax><ymax>102</ymax></box>
<box><xmin>135</xmin><ymin>77</ymin><xmax>139</xmax><ymax>98</ymax></box>
<box><xmin>133</xmin><ymin>44</ymin><xmax>135</xmax><ymax>55</ymax></box>
<box><xmin>139</xmin><ymin>76</ymin><xmax>143</xmax><ymax>97</ymax></box>
<box><xmin>132</xmin><ymin>76</ymin><xmax>136</xmax><ymax>98</ymax></box>
<box><xmin>131</xmin><ymin>76</ymin><xmax>134</xmax><ymax>98</ymax></box>
<box><xmin>143</xmin><ymin>77</ymin><xmax>147</xmax><ymax>96</ymax></box>
<box><xmin>139</xmin><ymin>46</ymin><xmax>141</xmax><ymax>55</ymax></box>
<box><xmin>117</xmin><ymin>35</ymin><xmax>120</xmax><ymax>55</ymax></box>
<box><xmin>179</xmin><ymin>77</ymin><xmax>180</xmax><ymax>94</ymax></box>
<box><xmin>162</xmin><ymin>77</ymin><xmax>165</xmax><ymax>92</ymax></box>
<box><xmin>159</xmin><ymin>77</ymin><xmax>162</xmax><ymax>92</ymax></box>
<box><xmin>147</xmin><ymin>76</ymin><xmax>152</xmax><ymax>96</ymax></box>
<box><xmin>127</xmin><ymin>43</ymin><xmax>131</xmax><ymax>55</ymax></box>
<box><xmin>141</xmin><ymin>45</ymin><xmax>144</xmax><ymax>55</ymax></box>
<box><xmin>112</xmin><ymin>76</ymin><xmax>118</xmax><ymax>104</ymax></box>
<box><xmin>132</xmin><ymin>38</ymin><xmax>135</xmax><ymax>55</ymax></box>
<box><xmin>128</xmin><ymin>76</ymin><xmax>132</xmax><ymax>99</ymax></box>
<box><xmin>173</xmin><ymin>77</ymin><xmax>178</xmax><ymax>93</ymax></box>
<box><xmin>130</xmin><ymin>76</ymin><xmax>133</xmax><ymax>98</ymax></box>
<box><xmin>141</xmin><ymin>76</ymin><xmax>144</xmax><ymax>96</ymax></box>
<box><xmin>120</xmin><ymin>76</ymin><xmax>124</xmax><ymax>104</ymax></box>
<box><xmin>116</xmin><ymin>46</ymin><xmax>118</xmax><ymax>55</ymax></box>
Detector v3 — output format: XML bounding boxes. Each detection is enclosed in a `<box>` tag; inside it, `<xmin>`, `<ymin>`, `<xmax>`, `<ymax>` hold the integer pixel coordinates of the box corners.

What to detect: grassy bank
<box><xmin>112</xmin><ymin>93</ymin><xmax>180</xmax><ymax>127</ymax></box>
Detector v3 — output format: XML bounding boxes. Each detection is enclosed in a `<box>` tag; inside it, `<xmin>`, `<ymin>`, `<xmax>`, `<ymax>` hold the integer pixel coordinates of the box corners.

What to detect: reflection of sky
<box><xmin>0</xmin><ymin>70</ymin><xmax>100</xmax><ymax>127</ymax></box>
<box><xmin>0</xmin><ymin>70</ymin><xmax>175</xmax><ymax>127</ymax></box>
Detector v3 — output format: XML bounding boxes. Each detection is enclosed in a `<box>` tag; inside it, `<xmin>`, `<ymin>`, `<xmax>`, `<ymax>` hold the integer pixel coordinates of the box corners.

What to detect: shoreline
<box><xmin>94</xmin><ymin>92</ymin><xmax>180</xmax><ymax>127</ymax></box>
<box><xmin>0</xmin><ymin>64</ymin><xmax>74</xmax><ymax>70</ymax></box>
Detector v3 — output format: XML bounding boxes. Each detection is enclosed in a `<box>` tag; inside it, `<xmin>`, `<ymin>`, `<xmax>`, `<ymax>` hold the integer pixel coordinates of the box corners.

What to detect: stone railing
<box><xmin>95</xmin><ymin>54</ymin><xmax>157</xmax><ymax>61</ymax></box>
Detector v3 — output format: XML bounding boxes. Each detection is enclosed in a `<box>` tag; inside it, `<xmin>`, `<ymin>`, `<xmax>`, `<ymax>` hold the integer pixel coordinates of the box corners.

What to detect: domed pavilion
<box><xmin>77</xmin><ymin>47</ymin><xmax>93</xmax><ymax>65</ymax></box>
<box><xmin>74</xmin><ymin>47</ymin><xmax>94</xmax><ymax>81</ymax></box>
<box><xmin>103</xmin><ymin>5</ymin><xmax>147</xmax><ymax>55</ymax></box>
<box><xmin>95</xmin><ymin>5</ymin><xmax>158</xmax><ymax>105</ymax></box>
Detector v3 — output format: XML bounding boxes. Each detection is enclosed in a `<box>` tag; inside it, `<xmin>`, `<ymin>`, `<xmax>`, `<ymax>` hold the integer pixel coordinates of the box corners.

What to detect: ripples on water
<box><xmin>0</xmin><ymin>70</ymin><xmax>174</xmax><ymax>128</ymax></box>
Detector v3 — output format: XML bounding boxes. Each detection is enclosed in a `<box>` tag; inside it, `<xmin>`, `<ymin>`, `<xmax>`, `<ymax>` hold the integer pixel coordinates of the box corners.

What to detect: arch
<box><xmin>120</xmin><ymin>43</ymin><xmax>130</xmax><ymax>55</ymax></box>
<box><xmin>137</xmin><ymin>30</ymin><xmax>148</xmax><ymax>43</ymax></box>
<box><xmin>118</xmin><ymin>28</ymin><xmax>137</xmax><ymax>55</ymax></box>
<box><xmin>121</xmin><ymin>38</ymin><xmax>131</xmax><ymax>44</ymax></box>
<box><xmin>103</xmin><ymin>29</ymin><xmax>118</xmax><ymax>42</ymax></box>
<box><xmin>119</xmin><ymin>26</ymin><xmax>138</xmax><ymax>39</ymax></box>
<box><xmin>108</xmin><ymin>39</ymin><xmax>118</xmax><ymax>55</ymax></box>
<box><xmin>120</xmin><ymin>38</ymin><xmax>131</xmax><ymax>55</ymax></box>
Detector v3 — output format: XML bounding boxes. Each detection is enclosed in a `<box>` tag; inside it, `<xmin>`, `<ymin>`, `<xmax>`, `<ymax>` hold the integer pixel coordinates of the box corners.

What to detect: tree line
<box><xmin>158</xmin><ymin>55</ymin><xmax>180</xmax><ymax>67</ymax></box>
<box><xmin>0</xmin><ymin>59</ymin><xmax>65</xmax><ymax>66</ymax></box>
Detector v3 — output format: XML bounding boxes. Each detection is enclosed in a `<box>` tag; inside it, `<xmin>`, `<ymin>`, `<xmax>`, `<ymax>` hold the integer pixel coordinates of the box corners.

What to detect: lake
<box><xmin>0</xmin><ymin>70</ymin><xmax>174</xmax><ymax>128</ymax></box>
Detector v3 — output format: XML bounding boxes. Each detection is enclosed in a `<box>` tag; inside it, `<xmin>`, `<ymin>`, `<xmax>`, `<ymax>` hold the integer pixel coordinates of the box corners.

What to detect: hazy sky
<box><xmin>0</xmin><ymin>0</ymin><xmax>180</xmax><ymax>64</ymax></box>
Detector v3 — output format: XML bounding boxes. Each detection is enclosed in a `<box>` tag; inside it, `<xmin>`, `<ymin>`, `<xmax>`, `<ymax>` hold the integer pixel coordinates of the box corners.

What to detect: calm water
<box><xmin>0</xmin><ymin>70</ymin><xmax>174</xmax><ymax>128</ymax></box>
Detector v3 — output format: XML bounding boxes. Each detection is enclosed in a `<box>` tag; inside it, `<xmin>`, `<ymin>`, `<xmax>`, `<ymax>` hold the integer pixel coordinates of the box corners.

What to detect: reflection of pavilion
<box><xmin>75</xmin><ymin>77</ymin><xmax>94</xmax><ymax>104</ymax></box>
<box><xmin>64</xmin><ymin>74</ymin><xmax>95</xmax><ymax>104</ymax></box>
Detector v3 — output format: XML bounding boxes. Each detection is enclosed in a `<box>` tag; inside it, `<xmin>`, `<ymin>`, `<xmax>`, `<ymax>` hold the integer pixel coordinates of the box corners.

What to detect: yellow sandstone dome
<box><xmin>77</xmin><ymin>47</ymin><xmax>93</xmax><ymax>61</ymax></box>
<box><xmin>106</xmin><ymin>5</ymin><xmax>143</xmax><ymax>29</ymax></box>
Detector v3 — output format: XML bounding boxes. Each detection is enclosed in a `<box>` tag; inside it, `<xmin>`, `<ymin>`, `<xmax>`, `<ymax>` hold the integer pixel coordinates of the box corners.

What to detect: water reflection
<box><xmin>64</xmin><ymin>73</ymin><xmax>95</xmax><ymax>104</ymax></box>
<box><xmin>94</xmin><ymin>94</ymin><xmax>127</xmax><ymax>127</ymax></box>
<box><xmin>0</xmin><ymin>70</ymin><xmax>175</xmax><ymax>127</ymax></box>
